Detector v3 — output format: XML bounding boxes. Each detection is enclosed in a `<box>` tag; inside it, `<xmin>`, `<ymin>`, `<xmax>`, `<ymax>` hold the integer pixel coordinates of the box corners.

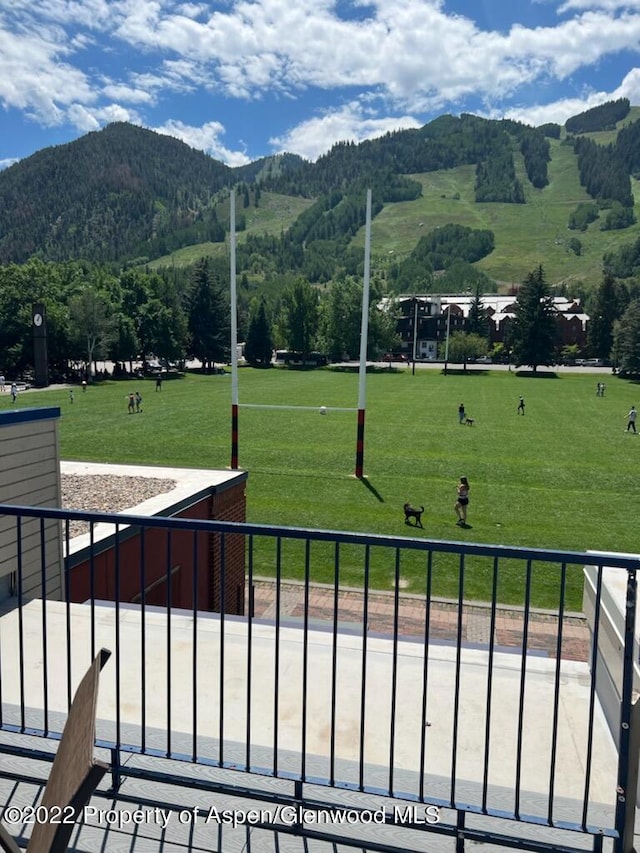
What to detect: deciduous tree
<box><xmin>279</xmin><ymin>279</ymin><xmax>319</xmax><ymax>355</ymax></box>
<box><xmin>612</xmin><ymin>299</ymin><xmax>640</xmax><ymax>375</ymax></box>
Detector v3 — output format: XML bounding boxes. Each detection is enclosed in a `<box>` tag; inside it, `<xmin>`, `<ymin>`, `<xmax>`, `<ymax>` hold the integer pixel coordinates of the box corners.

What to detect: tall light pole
<box><xmin>411</xmin><ymin>297</ymin><xmax>418</xmax><ymax>376</ymax></box>
<box><xmin>443</xmin><ymin>305</ymin><xmax>451</xmax><ymax>375</ymax></box>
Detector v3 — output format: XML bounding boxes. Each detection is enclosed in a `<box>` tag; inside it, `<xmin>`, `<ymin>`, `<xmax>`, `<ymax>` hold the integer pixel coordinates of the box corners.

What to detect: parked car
<box><xmin>382</xmin><ymin>353</ymin><xmax>409</xmax><ymax>362</ymax></box>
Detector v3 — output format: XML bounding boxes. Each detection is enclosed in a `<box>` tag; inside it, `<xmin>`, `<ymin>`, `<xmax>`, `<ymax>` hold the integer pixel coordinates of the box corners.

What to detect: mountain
<box><xmin>1</xmin><ymin>102</ymin><xmax>640</xmax><ymax>290</ymax></box>
<box><xmin>0</xmin><ymin>123</ymin><xmax>236</xmax><ymax>264</ymax></box>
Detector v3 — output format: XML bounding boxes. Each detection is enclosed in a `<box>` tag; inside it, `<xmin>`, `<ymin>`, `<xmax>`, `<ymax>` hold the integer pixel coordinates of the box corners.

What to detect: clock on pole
<box><xmin>32</xmin><ymin>303</ymin><xmax>49</xmax><ymax>388</ymax></box>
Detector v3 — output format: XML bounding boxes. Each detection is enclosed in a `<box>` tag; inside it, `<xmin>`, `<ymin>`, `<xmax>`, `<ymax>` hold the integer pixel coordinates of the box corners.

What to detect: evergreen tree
<box><xmin>244</xmin><ymin>297</ymin><xmax>273</xmax><ymax>366</ymax></box>
<box><xmin>188</xmin><ymin>258</ymin><xmax>229</xmax><ymax>369</ymax></box>
<box><xmin>587</xmin><ymin>273</ymin><xmax>628</xmax><ymax>360</ymax></box>
<box><xmin>612</xmin><ymin>299</ymin><xmax>640</xmax><ymax>375</ymax></box>
<box><xmin>511</xmin><ymin>266</ymin><xmax>557</xmax><ymax>371</ymax></box>
<box><xmin>467</xmin><ymin>283</ymin><xmax>489</xmax><ymax>338</ymax></box>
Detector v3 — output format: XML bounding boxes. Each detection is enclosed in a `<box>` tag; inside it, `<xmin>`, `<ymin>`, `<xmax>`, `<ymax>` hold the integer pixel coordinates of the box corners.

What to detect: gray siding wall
<box><xmin>0</xmin><ymin>409</ymin><xmax>63</xmax><ymax>601</ymax></box>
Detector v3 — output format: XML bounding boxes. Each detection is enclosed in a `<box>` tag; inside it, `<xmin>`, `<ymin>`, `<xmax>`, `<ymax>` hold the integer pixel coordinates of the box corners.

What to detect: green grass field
<box><xmin>4</xmin><ymin>367</ymin><xmax>637</xmax><ymax>609</ymax></box>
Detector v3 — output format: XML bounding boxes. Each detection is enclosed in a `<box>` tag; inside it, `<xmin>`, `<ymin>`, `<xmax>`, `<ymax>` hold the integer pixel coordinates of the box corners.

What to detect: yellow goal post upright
<box><xmin>229</xmin><ymin>188</ymin><xmax>372</xmax><ymax>479</ymax></box>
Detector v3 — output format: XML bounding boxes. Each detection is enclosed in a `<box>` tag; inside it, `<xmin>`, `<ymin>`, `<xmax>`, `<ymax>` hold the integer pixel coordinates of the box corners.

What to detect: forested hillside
<box><xmin>0</xmin><ymin>100</ymin><xmax>639</xmax><ymax>292</ymax></box>
<box><xmin>0</xmin><ymin>123</ymin><xmax>233</xmax><ymax>263</ymax></box>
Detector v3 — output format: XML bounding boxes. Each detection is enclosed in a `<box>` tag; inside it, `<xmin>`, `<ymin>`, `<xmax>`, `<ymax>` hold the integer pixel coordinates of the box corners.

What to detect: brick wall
<box><xmin>69</xmin><ymin>475</ymin><xmax>247</xmax><ymax>616</ymax></box>
<box><xmin>209</xmin><ymin>480</ymin><xmax>246</xmax><ymax>615</ymax></box>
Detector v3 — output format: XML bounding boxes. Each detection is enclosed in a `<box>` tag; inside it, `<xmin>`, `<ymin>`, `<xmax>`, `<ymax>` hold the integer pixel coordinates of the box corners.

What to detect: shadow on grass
<box><xmin>330</xmin><ymin>365</ymin><xmax>405</xmax><ymax>374</ymax></box>
<box><xmin>441</xmin><ymin>368</ymin><xmax>489</xmax><ymax>377</ymax></box>
<box><xmin>514</xmin><ymin>370</ymin><xmax>559</xmax><ymax>379</ymax></box>
<box><xmin>358</xmin><ymin>476</ymin><xmax>385</xmax><ymax>502</ymax></box>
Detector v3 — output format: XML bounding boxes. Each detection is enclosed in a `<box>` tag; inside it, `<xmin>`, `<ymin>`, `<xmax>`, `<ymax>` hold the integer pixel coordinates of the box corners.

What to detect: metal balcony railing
<box><xmin>0</xmin><ymin>503</ymin><xmax>638</xmax><ymax>853</ymax></box>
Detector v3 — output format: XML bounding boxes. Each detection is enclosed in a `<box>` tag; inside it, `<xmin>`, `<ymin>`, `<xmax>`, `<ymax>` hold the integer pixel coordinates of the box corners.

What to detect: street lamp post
<box><xmin>443</xmin><ymin>305</ymin><xmax>451</xmax><ymax>375</ymax></box>
<box><xmin>412</xmin><ymin>298</ymin><xmax>418</xmax><ymax>376</ymax></box>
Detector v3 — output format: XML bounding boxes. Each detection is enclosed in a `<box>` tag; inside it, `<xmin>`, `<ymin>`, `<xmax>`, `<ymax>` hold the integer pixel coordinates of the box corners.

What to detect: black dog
<box><xmin>404</xmin><ymin>503</ymin><xmax>424</xmax><ymax>528</ymax></box>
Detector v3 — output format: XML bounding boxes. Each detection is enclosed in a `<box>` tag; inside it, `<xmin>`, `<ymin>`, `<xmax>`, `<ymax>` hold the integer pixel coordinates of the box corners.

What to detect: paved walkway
<box><xmin>250</xmin><ymin>578</ymin><xmax>591</xmax><ymax>661</ymax></box>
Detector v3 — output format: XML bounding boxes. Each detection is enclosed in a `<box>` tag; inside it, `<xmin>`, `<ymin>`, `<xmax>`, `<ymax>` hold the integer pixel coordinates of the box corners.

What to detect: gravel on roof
<box><xmin>61</xmin><ymin>474</ymin><xmax>177</xmax><ymax>539</ymax></box>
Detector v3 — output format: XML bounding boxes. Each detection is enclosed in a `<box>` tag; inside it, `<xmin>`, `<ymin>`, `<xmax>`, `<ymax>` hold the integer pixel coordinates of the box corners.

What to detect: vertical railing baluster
<box><xmin>166</xmin><ymin>528</ymin><xmax>172</xmax><ymax>757</ymax></box>
<box><xmin>330</xmin><ymin>541</ymin><xmax>339</xmax><ymax>786</ymax></box>
<box><xmin>358</xmin><ymin>545</ymin><xmax>370</xmax><ymax>792</ymax></box>
<box><xmin>39</xmin><ymin>517</ymin><xmax>49</xmax><ymax>735</ymax></box>
<box><xmin>514</xmin><ymin>558</ymin><xmax>533</xmax><ymax>820</ymax></box>
<box><xmin>388</xmin><ymin>548</ymin><xmax>401</xmax><ymax>796</ymax></box>
<box><xmin>614</xmin><ymin>568</ymin><xmax>637</xmax><ymax>853</ymax></box>
<box><xmin>419</xmin><ymin>549</ymin><xmax>434</xmax><ymax>802</ymax></box>
<box><xmin>64</xmin><ymin>519</ymin><xmax>72</xmax><ymax>710</ymax></box>
<box><xmin>16</xmin><ymin>517</ymin><xmax>25</xmax><ymax>731</ymax></box>
<box><xmin>273</xmin><ymin>537</ymin><xmax>282</xmax><ymax>776</ymax></box>
<box><xmin>114</xmin><ymin>523</ymin><xmax>121</xmax><ymax>750</ymax></box>
<box><xmin>245</xmin><ymin>535</ymin><xmax>254</xmax><ymax>772</ymax></box>
<box><xmin>89</xmin><ymin>522</ymin><xmax>96</xmax><ymax>661</ymax></box>
<box><xmin>140</xmin><ymin>528</ymin><xmax>146</xmax><ymax>754</ymax></box>
<box><xmin>219</xmin><ymin>534</ymin><xmax>226</xmax><ymax>766</ymax></box>
<box><xmin>481</xmin><ymin>555</ymin><xmax>500</xmax><ymax>813</ymax></box>
<box><xmin>191</xmin><ymin>529</ymin><xmax>198</xmax><ymax>763</ymax></box>
<box><xmin>583</xmin><ymin>565</ymin><xmax>604</xmax><ymax>830</ymax></box>
<box><xmin>548</xmin><ymin>561</ymin><xmax>567</xmax><ymax>824</ymax></box>
<box><xmin>301</xmin><ymin>539</ymin><xmax>311</xmax><ymax>781</ymax></box>
<box><xmin>451</xmin><ymin>552</ymin><xmax>465</xmax><ymax>807</ymax></box>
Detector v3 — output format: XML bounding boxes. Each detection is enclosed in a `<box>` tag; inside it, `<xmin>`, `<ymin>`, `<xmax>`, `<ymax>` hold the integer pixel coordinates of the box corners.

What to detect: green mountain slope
<box><xmin>354</xmin><ymin>139</ymin><xmax>640</xmax><ymax>288</ymax></box>
<box><xmin>2</xmin><ymin>104</ymin><xmax>640</xmax><ymax>290</ymax></box>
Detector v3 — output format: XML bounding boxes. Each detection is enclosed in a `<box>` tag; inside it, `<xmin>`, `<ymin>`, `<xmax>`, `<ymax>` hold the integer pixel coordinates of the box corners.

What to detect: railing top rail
<box><xmin>1</xmin><ymin>502</ymin><xmax>639</xmax><ymax>571</ymax></box>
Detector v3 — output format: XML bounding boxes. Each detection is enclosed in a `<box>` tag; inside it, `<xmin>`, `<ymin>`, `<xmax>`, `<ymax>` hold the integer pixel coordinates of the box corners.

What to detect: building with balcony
<box><xmin>386</xmin><ymin>295</ymin><xmax>589</xmax><ymax>360</ymax></box>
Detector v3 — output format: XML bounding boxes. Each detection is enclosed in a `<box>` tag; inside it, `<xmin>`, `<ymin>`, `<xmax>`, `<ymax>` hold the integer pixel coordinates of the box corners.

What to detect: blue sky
<box><xmin>2</xmin><ymin>0</ymin><xmax>640</xmax><ymax>169</ymax></box>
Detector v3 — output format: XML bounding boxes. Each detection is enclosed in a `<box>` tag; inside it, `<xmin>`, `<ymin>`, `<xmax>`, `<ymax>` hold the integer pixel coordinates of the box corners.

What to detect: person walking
<box><xmin>458</xmin><ymin>402</ymin><xmax>466</xmax><ymax>424</ymax></box>
<box><xmin>626</xmin><ymin>405</ymin><xmax>637</xmax><ymax>433</ymax></box>
<box><xmin>127</xmin><ymin>392</ymin><xmax>135</xmax><ymax>414</ymax></box>
<box><xmin>69</xmin><ymin>389</ymin><xmax>74</xmax><ymax>404</ymax></box>
<box><xmin>0</xmin><ymin>375</ymin><xmax>5</xmax><ymax>392</ymax></box>
<box><xmin>155</xmin><ymin>375</ymin><xmax>162</xmax><ymax>392</ymax></box>
<box><xmin>517</xmin><ymin>396</ymin><xmax>525</xmax><ymax>415</ymax></box>
<box><xmin>454</xmin><ymin>476</ymin><xmax>470</xmax><ymax>527</ymax></box>
<box><xmin>135</xmin><ymin>391</ymin><xmax>143</xmax><ymax>413</ymax></box>
<box><xmin>10</xmin><ymin>382</ymin><xmax>17</xmax><ymax>404</ymax></box>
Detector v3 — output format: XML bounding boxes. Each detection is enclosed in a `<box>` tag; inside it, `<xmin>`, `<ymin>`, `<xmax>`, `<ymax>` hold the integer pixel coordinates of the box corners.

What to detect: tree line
<box><xmin>0</xmin><ymin>258</ymin><xmax>399</xmax><ymax>379</ymax></box>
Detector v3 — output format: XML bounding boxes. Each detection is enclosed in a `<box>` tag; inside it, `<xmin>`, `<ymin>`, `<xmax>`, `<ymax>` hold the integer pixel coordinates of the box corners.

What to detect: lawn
<box><xmin>4</xmin><ymin>366</ymin><xmax>637</xmax><ymax>609</ymax></box>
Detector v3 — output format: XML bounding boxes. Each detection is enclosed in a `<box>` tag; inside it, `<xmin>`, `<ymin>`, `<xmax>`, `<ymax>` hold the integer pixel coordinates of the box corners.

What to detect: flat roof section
<box><xmin>60</xmin><ymin>460</ymin><xmax>247</xmax><ymax>557</ymax></box>
<box><xmin>0</xmin><ymin>599</ymin><xmax>618</xmax><ymax>836</ymax></box>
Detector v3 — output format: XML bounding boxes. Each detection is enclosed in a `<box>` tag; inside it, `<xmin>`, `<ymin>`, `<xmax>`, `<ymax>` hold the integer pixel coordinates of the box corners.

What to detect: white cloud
<box><xmin>152</xmin><ymin>118</ymin><xmax>251</xmax><ymax>166</ymax></box>
<box><xmin>558</xmin><ymin>0</ymin><xmax>640</xmax><ymax>12</ymax></box>
<box><xmin>0</xmin><ymin>158</ymin><xmax>20</xmax><ymax>171</ymax></box>
<box><xmin>101</xmin><ymin>82</ymin><xmax>156</xmax><ymax>104</ymax></box>
<box><xmin>0</xmin><ymin>25</ymin><xmax>95</xmax><ymax>122</ymax></box>
<box><xmin>270</xmin><ymin>101</ymin><xmax>422</xmax><ymax>162</ymax></box>
<box><xmin>104</xmin><ymin>0</ymin><xmax>640</xmax><ymax>115</ymax></box>
<box><xmin>68</xmin><ymin>102</ymin><xmax>141</xmax><ymax>130</ymax></box>
<box><xmin>490</xmin><ymin>66</ymin><xmax>640</xmax><ymax>127</ymax></box>
<box><xmin>3</xmin><ymin>0</ymin><xmax>640</xmax><ymax>162</ymax></box>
